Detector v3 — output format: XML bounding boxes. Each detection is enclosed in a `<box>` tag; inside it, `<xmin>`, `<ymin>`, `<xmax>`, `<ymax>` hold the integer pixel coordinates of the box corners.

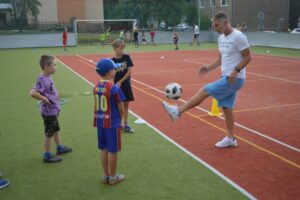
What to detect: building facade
<box><xmin>37</xmin><ymin>0</ymin><xmax>104</xmax><ymax>23</ymax></box>
<box><xmin>199</xmin><ymin>0</ymin><xmax>289</xmax><ymax>31</ymax></box>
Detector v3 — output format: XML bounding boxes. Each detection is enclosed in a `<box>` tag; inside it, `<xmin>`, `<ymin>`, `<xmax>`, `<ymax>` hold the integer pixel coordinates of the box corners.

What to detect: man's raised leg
<box><xmin>163</xmin><ymin>88</ymin><xmax>210</xmax><ymax>121</ymax></box>
<box><xmin>179</xmin><ymin>89</ymin><xmax>209</xmax><ymax>114</ymax></box>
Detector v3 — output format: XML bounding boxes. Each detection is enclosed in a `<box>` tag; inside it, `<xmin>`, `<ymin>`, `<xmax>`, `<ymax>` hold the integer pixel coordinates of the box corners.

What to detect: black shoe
<box><xmin>43</xmin><ymin>155</ymin><xmax>62</xmax><ymax>163</ymax></box>
<box><xmin>56</xmin><ymin>146</ymin><xmax>72</xmax><ymax>155</ymax></box>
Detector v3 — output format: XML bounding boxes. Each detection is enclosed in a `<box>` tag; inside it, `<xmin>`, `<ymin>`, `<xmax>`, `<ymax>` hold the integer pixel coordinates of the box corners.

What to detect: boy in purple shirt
<box><xmin>29</xmin><ymin>55</ymin><xmax>72</xmax><ymax>163</ymax></box>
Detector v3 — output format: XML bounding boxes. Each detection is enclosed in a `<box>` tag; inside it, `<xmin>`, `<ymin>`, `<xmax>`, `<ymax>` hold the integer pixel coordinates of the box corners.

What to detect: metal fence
<box><xmin>0</xmin><ymin>18</ymin><xmax>74</xmax><ymax>32</ymax></box>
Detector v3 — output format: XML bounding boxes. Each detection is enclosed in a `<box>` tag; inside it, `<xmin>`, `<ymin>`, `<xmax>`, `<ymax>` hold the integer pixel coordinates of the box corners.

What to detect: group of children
<box><xmin>133</xmin><ymin>29</ymin><xmax>156</xmax><ymax>47</ymax></box>
<box><xmin>29</xmin><ymin>39</ymin><xmax>135</xmax><ymax>185</ymax></box>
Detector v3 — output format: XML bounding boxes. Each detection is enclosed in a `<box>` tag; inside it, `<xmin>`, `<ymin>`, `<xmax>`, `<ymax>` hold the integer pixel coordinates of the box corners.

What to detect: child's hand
<box><xmin>120</xmin><ymin>122</ymin><xmax>125</xmax><ymax>130</ymax></box>
<box><xmin>42</xmin><ymin>97</ymin><xmax>51</xmax><ymax>105</ymax></box>
<box><xmin>116</xmin><ymin>82</ymin><xmax>122</xmax><ymax>87</ymax></box>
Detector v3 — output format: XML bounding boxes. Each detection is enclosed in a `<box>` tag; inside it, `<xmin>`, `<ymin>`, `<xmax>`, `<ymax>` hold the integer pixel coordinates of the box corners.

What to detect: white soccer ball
<box><xmin>165</xmin><ymin>83</ymin><xmax>182</xmax><ymax>100</ymax></box>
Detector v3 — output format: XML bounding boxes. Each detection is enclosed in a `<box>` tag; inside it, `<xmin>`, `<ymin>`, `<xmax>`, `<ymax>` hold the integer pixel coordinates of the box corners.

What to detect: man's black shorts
<box><xmin>194</xmin><ymin>34</ymin><xmax>199</xmax><ymax>39</ymax></box>
<box><xmin>121</xmin><ymin>83</ymin><xmax>134</xmax><ymax>102</ymax></box>
<box><xmin>42</xmin><ymin>115</ymin><xmax>60</xmax><ymax>137</ymax></box>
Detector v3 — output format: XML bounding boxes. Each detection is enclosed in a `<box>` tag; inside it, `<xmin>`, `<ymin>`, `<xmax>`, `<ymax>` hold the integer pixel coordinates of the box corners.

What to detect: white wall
<box><xmin>85</xmin><ymin>0</ymin><xmax>104</xmax><ymax>19</ymax></box>
<box><xmin>37</xmin><ymin>0</ymin><xmax>58</xmax><ymax>22</ymax></box>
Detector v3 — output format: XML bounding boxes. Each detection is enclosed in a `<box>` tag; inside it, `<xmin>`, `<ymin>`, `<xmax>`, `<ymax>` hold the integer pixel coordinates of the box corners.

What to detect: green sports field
<box><xmin>0</xmin><ymin>44</ymin><xmax>299</xmax><ymax>200</ymax></box>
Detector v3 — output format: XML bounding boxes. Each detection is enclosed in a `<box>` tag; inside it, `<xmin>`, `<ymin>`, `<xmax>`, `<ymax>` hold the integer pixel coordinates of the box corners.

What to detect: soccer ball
<box><xmin>165</xmin><ymin>83</ymin><xmax>182</xmax><ymax>100</ymax></box>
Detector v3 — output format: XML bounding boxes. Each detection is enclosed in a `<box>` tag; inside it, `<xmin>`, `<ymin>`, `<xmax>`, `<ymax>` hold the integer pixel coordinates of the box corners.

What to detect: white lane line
<box><xmin>56</xmin><ymin>56</ymin><xmax>256</xmax><ymax>200</ymax></box>
<box><xmin>183</xmin><ymin>60</ymin><xmax>300</xmax><ymax>85</ymax></box>
<box><xmin>77</xmin><ymin>54</ymin><xmax>300</xmax><ymax>153</ymax></box>
<box><xmin>132</xmin><ymin>78</ymin><xmax>300</xmax><ymax>153</ymax></box>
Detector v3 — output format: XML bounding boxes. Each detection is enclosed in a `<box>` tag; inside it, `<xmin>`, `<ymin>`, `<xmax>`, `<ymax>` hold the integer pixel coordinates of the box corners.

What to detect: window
<box><xmin>220</xmin><ymin>0</ymin><xmax>228</xmax><ymax>6</ymax></box>
<box><xmin>199</xmin><ymin>0</ymin><xmax>205</xmax><ymax>8</ymax></box>
<box><xmin>210</xmin><ymin>0</ymin><xmax>216</xmax><ymax>7</ymax></box>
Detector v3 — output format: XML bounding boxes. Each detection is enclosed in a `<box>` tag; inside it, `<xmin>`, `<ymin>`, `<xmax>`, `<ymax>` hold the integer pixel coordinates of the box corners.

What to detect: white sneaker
<box><xmin>109</xmin><ymin>174</ymin><xmax>125</xmax><ymax>185</ymax></box>
<box><xmin>215</xmin><ymin>136</ymin><xmax>238</xmax><ymax>148</ymax></box>
<box><xmin>162</xmin><ymin>101</ymin><xmax>180</xmax><ymax>122</ymax></box>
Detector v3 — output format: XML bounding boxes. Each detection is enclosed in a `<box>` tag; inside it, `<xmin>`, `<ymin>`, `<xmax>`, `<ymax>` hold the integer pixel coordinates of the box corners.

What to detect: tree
<box><xmin>0</xmin><ymin>0</ymin><xmax>41</xmax><ymax>28</ymax></box>
<box><xmin>104</xmin><ymin>0</ymin><xmax>188</xmax><ymax>27</ymax></box>
<box><xmin>184</xmin><ymin>0</ymin><xmax>198</xmax><ymax>25</ymax></box>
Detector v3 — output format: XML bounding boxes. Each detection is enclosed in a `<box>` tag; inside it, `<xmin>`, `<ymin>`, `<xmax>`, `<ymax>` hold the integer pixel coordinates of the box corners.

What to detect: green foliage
<box><xmin>104</xmin><ymin>0</ymin><xmax>190</xmax><ymax>27</ymax></box>
<box><xmin>0</xmin><ymin>0</ymin><xmax>41</xmax><ymax>29</ymax></box>
<box><xmin>200</xmin><ymin>13</ymin><xmax>212</xmax><ymax>30</ymax></box>
<box><xmin>184</xmin><ymin>1</ymin><xmax>198</xmax><ymax>25</ymax></box>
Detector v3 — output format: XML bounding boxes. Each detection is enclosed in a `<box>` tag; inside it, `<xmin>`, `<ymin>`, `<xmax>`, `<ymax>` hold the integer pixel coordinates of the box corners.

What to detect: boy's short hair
<box><xmin>112</xmin><ymin>39</ymin><xmax>125</xmax><ymax>48</ymax></box>
<box><xmin>40</xmin><ymin>55</ymin><xmax>55</xmax><ymax>69</ymax></box>
<box><xmin>214</xmin><ymin>11</ymin><xmax>228</xmax><ymax>21</ymax></box>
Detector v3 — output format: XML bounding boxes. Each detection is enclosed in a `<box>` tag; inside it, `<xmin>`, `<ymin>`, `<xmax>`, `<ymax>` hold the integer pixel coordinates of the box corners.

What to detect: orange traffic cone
<box><xmin>208</xmin><ymin>98</ymin><xmax>222</xmax><ymax>116</ymax></box>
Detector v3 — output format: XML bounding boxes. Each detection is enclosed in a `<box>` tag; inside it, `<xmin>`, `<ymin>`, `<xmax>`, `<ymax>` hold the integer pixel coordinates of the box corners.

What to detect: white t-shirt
<box><xmin>218</xmin><ymin>28</ymin><xmax>250</xmax><ymax>79</ymax></box>
<box><xmin>194</xmin><ymin>25</ymin><xmax>199</xmax><ymax>34</ymax></box>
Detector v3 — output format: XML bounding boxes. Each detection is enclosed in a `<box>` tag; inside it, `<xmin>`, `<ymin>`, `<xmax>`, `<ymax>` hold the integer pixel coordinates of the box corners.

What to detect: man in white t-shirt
<box><xmin>163</xmin><ymin>12</ymin><xmax>252</xmax><ymax>148</ymax></box>
<box><xmin>192</xmin><ymin>24</ymin><xmax>200</xmax><ymax>45</ymax></box>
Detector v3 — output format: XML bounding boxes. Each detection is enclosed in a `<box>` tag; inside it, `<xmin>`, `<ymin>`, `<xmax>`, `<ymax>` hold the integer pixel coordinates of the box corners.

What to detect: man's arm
<box><xmin>29</xmin><ymin>89</ymin><xmax>50</xmax><ymax>104</ymax></box>
<box><xmin>228</xmin><ymin>48</ymin><xmax>252</xmax><ymax>84</ymax></box>
<box><xmin>116</xmin><ymin>67</ymin><xmax>132</xmax><ymax>86</ymax></box>
<box><xmin>235</xmin><ymin>48</ymin><xmax>252</xmax><ymax>71</ymax></box>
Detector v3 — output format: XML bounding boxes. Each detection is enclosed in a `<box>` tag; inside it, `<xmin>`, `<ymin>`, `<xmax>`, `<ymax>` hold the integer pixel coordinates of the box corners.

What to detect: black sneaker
<box><xmin>43</xmin><ymin>155</ymin><xmax>62</xmax><ymax>163</ymax></box>
<box><xmin>56</xmin><ymin>146</ymin><xmax>72</xmax><ymax>155</ymax></box>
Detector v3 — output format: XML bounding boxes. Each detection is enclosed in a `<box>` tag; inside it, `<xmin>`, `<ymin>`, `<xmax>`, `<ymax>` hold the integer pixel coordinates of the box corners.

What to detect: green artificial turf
<box><xmin>1</xmin><ymin>43</ymin><xmax>298</xmax><ymax>200</ymax></box>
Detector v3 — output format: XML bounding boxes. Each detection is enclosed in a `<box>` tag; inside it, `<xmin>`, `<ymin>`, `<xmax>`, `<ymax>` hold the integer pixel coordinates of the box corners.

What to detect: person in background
<box><xmin>173</xmin><ymin>30</ymin><xmax>179</xmax><ymax>50</ymax></box>
<box><xmin>62</xmin><ymin>27</ymin><xmax>68</xmax><ymax>52</ymax></box>
<box><xmin>119</xmin><ymin>29</ymin><xmax>125</xmax><ymax>40</ymax></box>
<box><xmin>141</xmin><ymin>31</ymin><xmax>148</xmax><ymax>45</ymax></box>
<box><xmin>149</xmin><ymin>30</ymin><xmax>156</xmax><ymax>46</ymax></box>
<box><xmin>133</xmin><ymin>29</ymin><xmax>139</xmax><ymax>47</ymax></box>
<box><xmin>236</xmin><ymin>24</ymin><xmax>242</xmax><ymax>31</ymax></box>
<box><xmin>0</xmin><ymin>172</ymin><xmax>9</xmax><ymax>189</ymax></box>
<box><xmin>242</xmin><ymin>23</ymin><xmax>248</xmax><ymax>32</ymax></box>
<box><xmin>191</xmin><ymin>23</ymin><xmax>200</xmax><ymax>46</ymax></box>
<box><xmin>125</xmin><ymin>31</ymin><xmax>132</xmax><ymax>43</ymax></box>
<box><xmin>106</xmin><ymin>27</ymin><xmax>111</xmax><ymax>42</ymax></box>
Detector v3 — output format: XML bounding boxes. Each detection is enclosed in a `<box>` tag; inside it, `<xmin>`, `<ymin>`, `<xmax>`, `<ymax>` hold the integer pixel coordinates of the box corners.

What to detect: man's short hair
<box><xmin>40</xmin><ymin>55</ymin><xmax>54</xmax><ymax>69</ymax></box>
<box><xmin>214</xmin><ymin>12</ymin><xmax>228</xmax><ymax>21</ymax></box>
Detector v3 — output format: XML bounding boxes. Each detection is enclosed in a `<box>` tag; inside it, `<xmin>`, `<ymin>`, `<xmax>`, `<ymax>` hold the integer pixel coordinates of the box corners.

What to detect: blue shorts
<box><xmin>204</xmin><ymin>76</ymin><xmax>245</xmax><ymax>109</ymax></box>
<box><xmin>97</xmin><ymin>127</ymin><xmax>121</xmax><ymax>153</ymax></box>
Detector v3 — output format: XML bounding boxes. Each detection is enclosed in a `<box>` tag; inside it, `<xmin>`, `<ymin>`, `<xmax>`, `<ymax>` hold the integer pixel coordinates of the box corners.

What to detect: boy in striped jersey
<box><xmin>93</xmin><ymin>58</ymin><xmax>125</xmax><ymax>185</ymax></box>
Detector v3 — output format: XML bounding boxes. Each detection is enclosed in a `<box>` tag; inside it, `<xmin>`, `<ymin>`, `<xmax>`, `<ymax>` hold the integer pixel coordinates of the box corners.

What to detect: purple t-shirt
<box><xmin>33</xmin><ymin>74</ymin><xmax>60</xmax><ymax>116</ymax></box>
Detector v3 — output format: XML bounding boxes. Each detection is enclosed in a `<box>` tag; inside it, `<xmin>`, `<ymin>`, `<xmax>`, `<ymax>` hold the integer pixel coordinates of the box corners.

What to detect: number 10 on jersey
<box><xmin>96</xmin><ymin>95</ymin><xmax>108</xmax><ymax>112</ymax></box>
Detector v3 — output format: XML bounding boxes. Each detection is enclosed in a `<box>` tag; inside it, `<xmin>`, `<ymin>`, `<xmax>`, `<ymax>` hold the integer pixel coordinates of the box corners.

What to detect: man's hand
<box><xmin>228</xmin><ymin>70</ymin><xmax>238</xmax><ymax>85</ymax></box>
<box><xmin>198</xmin><ymin>66</ymin><xmax>209</xmax><ymax>77</ymax></box>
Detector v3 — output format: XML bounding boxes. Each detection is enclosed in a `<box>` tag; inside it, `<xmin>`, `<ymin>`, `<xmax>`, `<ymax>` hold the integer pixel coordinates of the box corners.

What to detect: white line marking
<box><xmin>129</xmin><ymin>111</ymin><xmax>256</xmax><ymax>200</ymax></box>
<box><xmin>132</xmin><ymin>78</ymin><xmax>300</xmax><ymax>153</ymax></box>
<box><xmin>183</xmin><ymin>60</ymin><xmax>300</xmax><ymax>85</ymax></box>
<box><xmin>247</xmin><ymin>72</ymin><xmax>300</xmax><ymax>84</ymax></box>
<box><xmin>56</xmin><ymin>56</ymin><xmax>256</xmax><ymax>200</ymax></box>
<box><xmin>77</xmin><ymin>55</ymin><xmax>300</xmax><ymax>153</ymax></box>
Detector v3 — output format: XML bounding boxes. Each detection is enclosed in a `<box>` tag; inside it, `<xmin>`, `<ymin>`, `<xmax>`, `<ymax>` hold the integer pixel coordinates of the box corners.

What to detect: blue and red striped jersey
<box><xmin>93</xmin><ymin>80</ymin><xmax>125</xmax><ymax>128</ymax></box>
